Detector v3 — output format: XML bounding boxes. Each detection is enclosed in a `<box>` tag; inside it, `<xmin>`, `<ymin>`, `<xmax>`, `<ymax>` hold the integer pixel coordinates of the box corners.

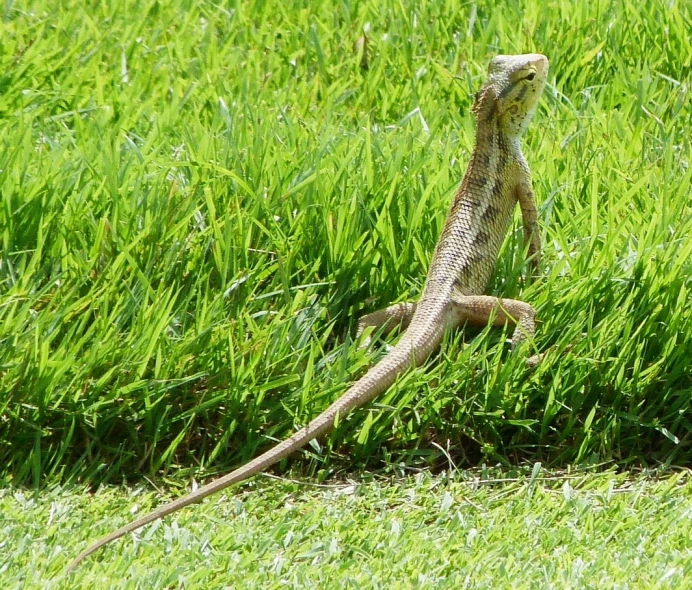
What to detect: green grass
<box><xmin>2</xmin><ymin>2</ymin><xmax>692</xmax><ymax>586</ymax></box>
<box><xmin>1</xmin><ymin>0</ymin><xmax>692</xmax><ymax>578</ymax></box>
<box><xmin>3</xmin><ymin>470</ymin><xmax>692</xmax><ymax>587</ymax></box>
<box><xmin>2</xmin><ymin>0</ymin><xmax>690</xmax><ymax>485</ymax></box>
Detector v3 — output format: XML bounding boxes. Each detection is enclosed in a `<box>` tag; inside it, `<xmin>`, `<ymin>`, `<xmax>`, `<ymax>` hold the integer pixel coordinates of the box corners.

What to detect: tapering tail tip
<box><xmin>65</xmin><ymin>548</ymin><xmax>92</xmax><ymax>573</ymax></box>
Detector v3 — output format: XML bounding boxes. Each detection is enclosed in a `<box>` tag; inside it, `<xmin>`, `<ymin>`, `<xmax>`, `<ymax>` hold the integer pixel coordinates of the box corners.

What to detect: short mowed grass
<box><xmin>1</xmin><ymin>0</ymin><xmax>691</xmax><ymax>586</ymax></box>
<box><xmin>5</xmin><ymin>470</ymin><xmax>692</xmax><ymax>588</ymax></box>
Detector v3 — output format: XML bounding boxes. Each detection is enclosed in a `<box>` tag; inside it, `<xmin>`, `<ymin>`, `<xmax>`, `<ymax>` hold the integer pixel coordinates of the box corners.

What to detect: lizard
<box><xmin>66</xmin><ymin>52</ymin><xmax>549</xmax><ymax>572</ymax></box>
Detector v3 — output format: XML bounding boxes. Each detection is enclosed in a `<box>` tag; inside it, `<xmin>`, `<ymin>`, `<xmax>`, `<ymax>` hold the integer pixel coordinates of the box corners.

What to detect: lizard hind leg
<box><xmin>448</xmin><ymin>293</ymin><xmax>540</xmax><ymax>364</ymax></box>
<box><xmin>356</xmin><ymin>301</ymin><xmax>417</xmax><ymax>350</ymax></box>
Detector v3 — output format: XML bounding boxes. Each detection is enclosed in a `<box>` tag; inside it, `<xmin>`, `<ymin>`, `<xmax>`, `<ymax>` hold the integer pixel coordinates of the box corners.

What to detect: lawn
<box><xmin>4</xmin><ymin>470</ymin><xmax>692</xmax><ymax>588</ymax></box>
<box><xmin>0</xmin><ymin>0</ymin><xmax>690</xmax><ymax>586</ymax></box>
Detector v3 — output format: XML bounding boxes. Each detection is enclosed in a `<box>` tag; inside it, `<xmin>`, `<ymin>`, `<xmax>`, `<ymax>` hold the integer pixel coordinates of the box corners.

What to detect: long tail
<box><xmin>65</xmin><ymin>302</ymin><xmax>447</xmax><ymax>572</ymax></box>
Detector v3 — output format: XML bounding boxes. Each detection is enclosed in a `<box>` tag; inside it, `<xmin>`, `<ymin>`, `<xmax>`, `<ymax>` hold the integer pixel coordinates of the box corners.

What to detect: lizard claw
<box><xmin>526</xmin><ymin>352</ymin><xmax>544</xmax><ymax>368</ymax></box>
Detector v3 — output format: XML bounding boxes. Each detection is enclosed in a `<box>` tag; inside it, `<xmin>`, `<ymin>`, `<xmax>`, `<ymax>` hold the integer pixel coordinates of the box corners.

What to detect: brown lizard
<box><xmin>66</xmin><ymin>53</ymin><xmax>548</xmax><ymax>572</ymax></box>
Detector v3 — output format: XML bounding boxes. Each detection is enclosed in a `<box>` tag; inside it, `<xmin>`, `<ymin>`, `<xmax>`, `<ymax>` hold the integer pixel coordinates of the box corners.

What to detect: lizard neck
<box><xmin>422</xmin><ymin>117</ymin><xmax>523</xmax><ymax>299</ymax></box>
<box><xmin>471</xmin><ymin>117</ymin><xmax>524</xmax><ymax>180</ymax></box>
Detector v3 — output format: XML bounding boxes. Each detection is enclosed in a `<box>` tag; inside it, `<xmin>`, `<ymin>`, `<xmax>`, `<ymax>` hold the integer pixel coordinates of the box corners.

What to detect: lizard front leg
<box><xmin>516</xmin><ymin>181</ymin><xmax>541</xmax><ymax>274</ymax></box>
<box><xmin>449</xmin><ymin>293</ymin><xmax>540</xmax><ymax>365</ymax></box>
<box><xmin>356</xmin><ymin>301</ymin><xmax>417</xmax><ymax>349</ymax></box>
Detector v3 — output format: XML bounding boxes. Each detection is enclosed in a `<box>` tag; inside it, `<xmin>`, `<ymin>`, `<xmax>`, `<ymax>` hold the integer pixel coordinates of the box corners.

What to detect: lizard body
<box><xmin>67</xmin><ymin>53</ymin><xmax>548</xmax><ymax>572</ymax></box>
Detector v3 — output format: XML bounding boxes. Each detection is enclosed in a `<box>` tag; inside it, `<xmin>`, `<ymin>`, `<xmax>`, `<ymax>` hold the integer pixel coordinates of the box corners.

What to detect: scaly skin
<box><xmin>66</xmin><ymin>53</ymin><xmax>549</xmax><ymax>572</ymax></box>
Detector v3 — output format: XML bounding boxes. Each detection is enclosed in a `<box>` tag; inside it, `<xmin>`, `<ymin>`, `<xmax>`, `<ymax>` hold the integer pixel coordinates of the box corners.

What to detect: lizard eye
<box><xmin>525</xmin><ymin>70</ymin><xmax>536</xmax><ymax>81</ymax></box>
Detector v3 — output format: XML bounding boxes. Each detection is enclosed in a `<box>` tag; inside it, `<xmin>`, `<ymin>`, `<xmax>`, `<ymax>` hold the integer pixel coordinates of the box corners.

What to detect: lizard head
<box><xmin>472</xmin><ymin>53</ymin><xmax>548</xmax><ymax>138</ymax></box>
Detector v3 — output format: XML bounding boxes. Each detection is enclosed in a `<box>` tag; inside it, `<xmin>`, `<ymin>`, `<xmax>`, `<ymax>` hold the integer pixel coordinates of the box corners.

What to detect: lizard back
<box><xmin>423</xmin><ymin>53</ymin><xmax>548</xmax><ymax>300</ymax></box>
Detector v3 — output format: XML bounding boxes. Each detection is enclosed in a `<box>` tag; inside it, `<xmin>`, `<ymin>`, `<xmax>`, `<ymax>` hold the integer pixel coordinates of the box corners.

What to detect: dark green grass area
<box><xmin>1</xmin><ymin>0</ymin><xmax>691</xmax><ymax>488</ymax></box>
